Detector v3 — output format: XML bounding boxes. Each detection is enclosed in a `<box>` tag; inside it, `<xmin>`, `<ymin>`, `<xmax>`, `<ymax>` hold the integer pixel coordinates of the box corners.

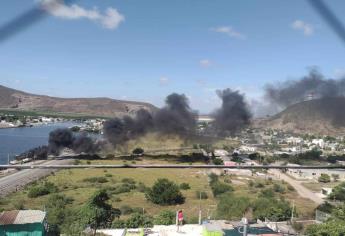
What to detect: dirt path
<box><xmin>269</xmin><ymin>169</ymin><xmax>324</xmax><ymax>205</ymax></box>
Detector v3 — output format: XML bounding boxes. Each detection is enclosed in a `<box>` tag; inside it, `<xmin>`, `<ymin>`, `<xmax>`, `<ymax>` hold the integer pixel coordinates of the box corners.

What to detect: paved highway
<box><xmin>0</xmin><ymin>159</ymin><xmax>72</xmax><ymax>197</ymax></box>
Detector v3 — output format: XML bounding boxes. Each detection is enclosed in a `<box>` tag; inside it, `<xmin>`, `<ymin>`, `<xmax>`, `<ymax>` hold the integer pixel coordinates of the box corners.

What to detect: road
<box><xmin>269</xmin><ymin>169</ymin><xmax>324</xmax><ymax>205</ymax></box>
<box><xmin>0</xmin><ymin>159</ymin><xmax>72</xmax><ymax>197</ymax></box>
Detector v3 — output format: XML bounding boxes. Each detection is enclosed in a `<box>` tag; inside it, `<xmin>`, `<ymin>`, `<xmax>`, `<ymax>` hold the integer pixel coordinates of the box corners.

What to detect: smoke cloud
<box><xmin>48</xmin><ymin>128</ymin><xmax>99</xmax><ymax>155</ymax></box>
<box><xmin>265</xmin><ymin>69</ymin><xmax>345</xmax><ymax>109</ymax></box>
<box><xmin>213</xmin><ymin>88</ymin><xmax>251</xmax><ymax>136</ymax></box>
<box><xmin>154</xmin><ymin>93</ymin><xmax>197</xmax><ymax>134</ymax></box>
<box><xmin>103</xmin><ymin>93</ymin><xmax>197</xmax><ymax>147</ymax></box>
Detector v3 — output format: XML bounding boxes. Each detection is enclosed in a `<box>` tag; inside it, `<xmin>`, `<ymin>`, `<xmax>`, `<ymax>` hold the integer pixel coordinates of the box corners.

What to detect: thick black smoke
<box><xmin>16</xmin><ymin>146</ymin><xmax>49</xmax><ymax>160</ymax></box>
<box><xmin>48</xmin><ymin>128</ymin><xmax>99</xmax><ymax>155</ymax></box>
<box><xmin>213</xmin><ymin>89</ymin><xmax>251</xmax><ymax>136</ymax></box>
<box><xmin>154</xmin><ymin>93</ymin><xmax>197</xmax><ymax>134</ymax></box>
<box><xmin>48</xmin><ymin>128</ymin><xmax>74</xmax><ymax>155</ymax></box>
<box><xmin>265</xmin><ymin>69</ymin><xmax>345</xmax><ymax>108</ymax></box>
<box><xmin>72</xmin><ymin>133</ymin><xmax>100</xmax><ymax>154</ymax></box>
<box><xmin>103</xmin><ymin>109</ymin><xmax>154</xmax><ymax>147</ymax></box>
<box><xmin>103</xmin><ymin>93</ymin><xmax>197</xmax><ymax>147</ymax></box>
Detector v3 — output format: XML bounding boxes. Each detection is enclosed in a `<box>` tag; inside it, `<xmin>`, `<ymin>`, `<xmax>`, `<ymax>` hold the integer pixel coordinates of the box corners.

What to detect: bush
<box><xmin>211</xmin><ymin>181</ymin><xmax>233</xmax><ymax>197</ymax></box>
<box><xmin>137</xmin><ymin>182</ymin><xmax>148</xmax><ymax>192</ymax></box>
<box><xmin>105</xmin><ymin>173</ymin><xmax>113</xmax><ymax>178</ymax></box>
<box><xmin>259</xmin><ymin>188</ymin><xmax>275</xmax><ymax>198</ymax></box>
<box><xmin>120</xmin><ymin>205</ymin><xmax>133</xmax><ymax>215</ymax></box>
<box><xmin>179</xmin><ymin>183</ymin><xmax>190</xmax><ymax>190</ymax></box>
<box><xmin>132</xmin><ymin>147</ymin><xmax>144</xmax><ymax>156</ymax></box>
<box><xmin>113</xmin><ymin>184</ymin><xmax>132</xmax><ymax>194</ymax></box>
<box><xmin>121</xmin><ymin>178</ymin><xmax>136</xmax><ymax>185</ymax></box>
<box><xmin>28</xmin><ymin>181</ymin><xmax>58</xmax><ymax>198</ymax></box>
<box><xmin>273</xmin><ymin>183</ymin><xmax>286</xmax><ymax>193</ymax></box>
<box><xmin>252</xmin><ymin>197</ymin><xmax>293</xmax><ymax>221</ymax></box>
<box><xmin>329</xmin><ymin>182</ymin><xmax>345</xmax><ymax>201</ymax></box>
<box><xmin>154</xmin><ymin>210</ymin><xmax>175</xmax><ymax>225</ymax></box>
<box><xmin>145</xmin><ymin>179</ymin><xmax>185</xmax><ymax>205</ymax></box>
<box><xmin>112</xmin><ymin>219</ymin><xmax>126</xmax><ymax>229</ymax></box>
<box><xmin>126</xmin><ymin>213</ymin><xmax>153</xmax><ymax>228</ymax></box>
<box><xmin>83</xmin><ymin>177</ymin><xmax>108</xmax><ymax>183</ymax></box>
<box><xmin>195</xmin><ymin>191</ymin><xmax>208</xmax><ymax>199</ymax></box>
<box><xmin>319</xmin><ymin>173</ymin><xmax>331</xmax><ymax>183</ymax></box>
<box><xmin>217</xmin><ymin>193</ymin><xmax>250</xmax><ymax>220</ymax></box>
<box><xmin>213</xmin><ymin>158</ymin><xmax>224</xmax><ymax>165</ymax></box>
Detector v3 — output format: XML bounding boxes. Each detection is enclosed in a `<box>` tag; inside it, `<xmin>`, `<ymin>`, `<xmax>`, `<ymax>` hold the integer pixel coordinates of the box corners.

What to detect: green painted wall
<box><xmin>0</xmin><ymin>223</ymin><xmax>45</xmax><ymax>236</ymax></box>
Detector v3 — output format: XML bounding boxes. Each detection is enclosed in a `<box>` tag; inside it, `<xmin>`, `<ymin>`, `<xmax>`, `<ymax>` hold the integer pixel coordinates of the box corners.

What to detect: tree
<box><xmin>154</xmin><ymin>210</ymin><xmax>176</xmax><ymax>225</ymax></box>
<box><xmin>80</xmin><ymin>189</ymin><xmax>120</xmax><ymax>235</ymax></box>
<box><xmin>145</xmin><ymin>178</ymin><xmax>185</xmax><ymax>205</ymax></box>
<box><xmin>46</xmin><ymin>194</ymin><xmax>73</xmax><ymax>235</ymax></box>
<box><xmin>319</xmin><ymin>173</ymin><xmax>331</xmax><ymax>183</ymax></box>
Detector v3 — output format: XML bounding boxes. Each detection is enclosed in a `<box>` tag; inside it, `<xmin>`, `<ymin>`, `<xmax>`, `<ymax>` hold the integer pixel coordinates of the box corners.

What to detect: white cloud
<box><xmin>334</xmin><ymin>69</ymin><xmax>345</xmax><ymax>79</ymax></box>
<box><xmin>291</xmin><ymin>20</ymin><xmax>314</xmax><ymax>36</ymax></box>
<box><xmin>159</xmin><ymin>77</ymin><xmax>169</xmax><ymax>85</ymax></box>
<box><xmin>199</xmin><ymin>59</ymin><xmax>211</xmax><ymax>68</ymax></box>
<box><xmin>211</xmin><ymin>26</ymin><xmax>246</xmax><ymax>39</ymax></box>
<box><xmin>40</xmin><ymin>0</ymin><xmax>125</xmax><ymax>29</ymax></box>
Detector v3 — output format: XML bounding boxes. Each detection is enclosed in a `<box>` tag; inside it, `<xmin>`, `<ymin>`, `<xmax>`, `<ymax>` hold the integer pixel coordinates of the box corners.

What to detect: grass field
<box><xmin>0</xmin><ymin>156</ymin><xmax>318</xmax><ymax>221</ymax></box>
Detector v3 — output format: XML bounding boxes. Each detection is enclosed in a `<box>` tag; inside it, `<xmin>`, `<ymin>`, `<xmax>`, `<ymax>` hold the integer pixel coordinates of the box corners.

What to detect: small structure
<box><xmin>321</xmin><ymin>187</ymin><xmax>333</xmax><ymax>196</ymax></box>
<box><xmin>0</xmin><ymin>210</ymin><xmax>46</xmax><ymax>236</ymax></box>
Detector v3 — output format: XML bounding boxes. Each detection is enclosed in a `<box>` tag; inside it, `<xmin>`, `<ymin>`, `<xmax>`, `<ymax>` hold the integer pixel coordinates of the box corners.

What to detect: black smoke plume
<box><xmin>154</xmin><ymin>93</ymin><xmax>197</xmax><ymax>134</ymax></box>
<box><xmin>48</xmin><ymin>128</ymin><xmax>74</xmax><ymax>155</ymax></box>
<box><xmin>265</xmin><ymin>69</ymin><xmax>345</xmax><ymax>109</ymax></box>
<box><xmin>16</xmin><ymin>145</ymin><xmax>49</xmax><ymax>161</ymax></box>
<box><xmin>48</xmin><ymin>128</ymin><xmax>99</xmax><ymax>155</ymax></box>
<box><xmin>103</xmin><ymin>93</ymin><xmax>197</xmax><ymax>147</ymax></box>
<box><xmin>213</xmin><ymin>89</ymin><xmax>251</xmax><ymax>136</ymax></box>
<box><xmin>72</xmin><ymin>133</ymin><xmax>100</xmax><ymax>154</ymax></box>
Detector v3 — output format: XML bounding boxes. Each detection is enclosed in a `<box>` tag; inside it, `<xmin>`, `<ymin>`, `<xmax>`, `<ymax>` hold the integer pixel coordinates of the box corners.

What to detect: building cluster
<box><xmin>0</xmin><ymin>114</ymin><xmax>62</xmax><ymax>128</ymax></box>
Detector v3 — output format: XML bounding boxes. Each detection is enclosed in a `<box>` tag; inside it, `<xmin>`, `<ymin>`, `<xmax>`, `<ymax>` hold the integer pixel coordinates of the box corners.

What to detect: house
<box><xmin>0</xmin><ymin>210</ymin><xmax>46</xmax><ymax>236</ymax></box>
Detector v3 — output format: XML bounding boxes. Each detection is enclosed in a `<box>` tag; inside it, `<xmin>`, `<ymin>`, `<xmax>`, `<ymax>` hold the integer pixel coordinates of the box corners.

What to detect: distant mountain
<box><xmin>0</xmin><ymin>85</ymin><xmax>157</xmax><ymax>117</ymax></box>
<box><xmin>255</xmin><ymin>97</ymin><xmax>345</xmax><ymax>135</ymax></box>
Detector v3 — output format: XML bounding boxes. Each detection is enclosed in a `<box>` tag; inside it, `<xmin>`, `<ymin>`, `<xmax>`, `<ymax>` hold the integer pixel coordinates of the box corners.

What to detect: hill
<box><xmin>255</xmin><ymin>97</ymin><xmax>345</xmax><ymax>135</ymax></box>
<box><xmin>0</xmin><ymin>85</ymin><xmax>157</xmax><ymax>118</ymax></box>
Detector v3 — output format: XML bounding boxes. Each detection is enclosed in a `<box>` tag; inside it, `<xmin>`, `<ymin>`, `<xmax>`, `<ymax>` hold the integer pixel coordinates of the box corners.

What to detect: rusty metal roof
<box><xmin>0</xmin><ymin>210</ymin><xmax>19</xmax><ymax>225</ymax></box>
<box><xmin>0</xmin><ymin>210</ymin><xmax>45</xmax><ymax>225</ymax></box>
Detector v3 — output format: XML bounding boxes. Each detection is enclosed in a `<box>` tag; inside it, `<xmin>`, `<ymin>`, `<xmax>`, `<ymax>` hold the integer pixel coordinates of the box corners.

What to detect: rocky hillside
<box><xmin>0</xmin><ymin>85</ymin><xmax>157</xmax><ymax>117</ymax></box>
<box><xmin>255</xmin><ymin>97</ymin><xmax>345</xmax><ymax>135</ymax></box>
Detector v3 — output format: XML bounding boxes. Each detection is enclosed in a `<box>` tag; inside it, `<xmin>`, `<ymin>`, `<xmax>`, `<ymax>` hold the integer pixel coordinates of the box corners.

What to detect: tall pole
<box><xmin>8</xmin><ymin>153</ymin><xmax>10</xmax><ymax>165</ymax></box>
<box><xmin>291</xmin><ymin>200</ymin><xmax>295</xmax><ymax>222</ymax></box>
<box><xmin>198</xmin><ymin>191</ymin><xmax>202</xmax><ymax>225</ymax></box>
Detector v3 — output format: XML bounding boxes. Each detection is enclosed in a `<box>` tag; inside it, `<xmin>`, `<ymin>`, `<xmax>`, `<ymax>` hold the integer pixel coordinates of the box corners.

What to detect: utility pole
<box><xmin>8</xmin><ymin>153</ymin><xmax>10</xmax><ymax>165</ymax></box>
<box><xmin>291</xmin><ymin>200</ymin><xmax>295</xmax><ymax>223</ymax></box>
<box><xmin>198</xmin><ymin>191</ymin><xmax>202</xmax><ymax>225</ymax></box>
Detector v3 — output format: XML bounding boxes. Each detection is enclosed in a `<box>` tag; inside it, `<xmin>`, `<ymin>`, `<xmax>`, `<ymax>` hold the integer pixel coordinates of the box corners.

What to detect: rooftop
<box><xmin>0</xmin><ymin>210</ymin><xmax>46</xmax><ymax>225</ymax></box>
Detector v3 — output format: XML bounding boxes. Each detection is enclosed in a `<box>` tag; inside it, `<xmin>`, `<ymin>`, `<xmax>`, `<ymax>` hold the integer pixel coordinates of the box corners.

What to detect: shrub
<box><xmin>179</xmin><ymin>183</ymin><xmax>191</xmax><ymax>190</ymax></box>
<box><xmin>273</xmin><ymin>183</ymin><xmax>286</xmax><ymax>193</ymax></box>
<box><xmin>120</xmin><ymin>205</ymin><xmax>133</xmax><ymax>215</ymax></box>
<box><xmin>213</xmin><ymin>158</ymin><xmax>224</xmax><ymax>165</ymax></box>
<box><xmin>154</xmin><ymin>210</ymin><xmax>175</xmax><ymax>225</ymax></box>
<box><xmin>28</xmin><ymin>181</ymin><xmax>58</xmax><ymax>198</ymax></box>
<box><xmin>112</xmin><ymin>219</ymin><xmax>126</xmax><ymax>229</ymax></box>
<box><xmin>83</xmin><ymin>177</ymin><xmax>108</xmax><ymax>183</ymax></box>
<box><xmin>252</xmin><ymin>197</ymin><xmax>293</xmax><ymax>221</ymax></box>
<box><xmin>113</xmin><ymin>184</ymin><xmax>132</xmax><ymax>194</ymax></box>
<box><xmin>126</xmin><ymin>213</ymin><xmax>153</xmax><ymax>228</ymax></box>
<box><xmin>211</xmin><ymin>181</ymin><xmax>233</xmax><ymax>197</ymax></box>
<box><xmin>195</xmin><ymin>191</ymin><xmax>208</xmax><ymax>199</ymax></box>
<box><xmin>217</xmin><ymin>193</ymin><xmax>250</xmax><ymax>220</ymax></box>
<box><xmin>259</xmin><ymin>188</ymin><xmax>275</xmax><ymax>198</ymax></box>
<box><xmin>318</xmin><ymin>173</ymin><xmax>331</xmax><ymax>183</ymax></box>
<box><xmin>145</xmin><ymin>178</ymin><xmax>185</xmax><ymax>205</ymax></box>
<box><xmin>137</xmin><ymin>182</ymin><xmax>148</xmax><ymax>192</ymax></box>
<box><xmin>105</xmin><ymin>173</ymin><xmax>113</xmax><ymax>178</ymax></box>
<box><xmin>132</xmin><ymin>147</ymin><xmax>144</xmax><ymax>156</ymax></box>
<box><xmin>121</xmin><ymin>178</ymin><xmax>136</xmax><ymax>185</ymax></box>
<box><xmin>329</xmin><ymin>182</ymin><xmax>345</xmax><ymax>201</ymax></box>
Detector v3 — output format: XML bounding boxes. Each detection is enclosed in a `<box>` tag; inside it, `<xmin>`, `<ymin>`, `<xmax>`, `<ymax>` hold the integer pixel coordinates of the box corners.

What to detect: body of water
<box><xmin>0</xmin><ymin>122</ymin><xmax>77</xmax><ymax>164</ymax></box>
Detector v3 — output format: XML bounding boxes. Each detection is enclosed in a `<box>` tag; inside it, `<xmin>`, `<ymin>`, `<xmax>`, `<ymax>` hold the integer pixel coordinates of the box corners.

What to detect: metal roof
<box><xmin>0</xmin><ymin>210</ymin><xmax>46</xmax><ymax>225</ymax></box>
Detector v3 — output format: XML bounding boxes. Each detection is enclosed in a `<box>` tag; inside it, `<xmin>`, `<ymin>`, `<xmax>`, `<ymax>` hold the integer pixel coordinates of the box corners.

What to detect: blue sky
<box><xmin>1</xmin><ymin>0</ymin><xmax>345</xmax><ymax>113</ymax></box>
